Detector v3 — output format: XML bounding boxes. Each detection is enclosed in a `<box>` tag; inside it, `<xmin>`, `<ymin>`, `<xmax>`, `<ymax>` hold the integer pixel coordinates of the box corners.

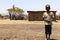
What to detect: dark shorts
<box><xmin>45</xmin><ymin>25</ymin><xmax>52</xmax><ymax>34</ymax></box>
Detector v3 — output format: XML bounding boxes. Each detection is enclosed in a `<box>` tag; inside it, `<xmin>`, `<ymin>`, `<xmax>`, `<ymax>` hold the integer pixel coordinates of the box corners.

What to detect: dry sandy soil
<box><xmin>0</xmin><ymin>19</ymin><xmax>60</xmax><ymax>40</ymax></box>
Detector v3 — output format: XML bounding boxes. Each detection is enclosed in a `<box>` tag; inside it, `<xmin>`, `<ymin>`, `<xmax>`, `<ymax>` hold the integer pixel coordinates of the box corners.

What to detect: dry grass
<box><xmin>0</xmin><ymin>19</ymin><xmax>60</xmax><ymax>40</ymax></box>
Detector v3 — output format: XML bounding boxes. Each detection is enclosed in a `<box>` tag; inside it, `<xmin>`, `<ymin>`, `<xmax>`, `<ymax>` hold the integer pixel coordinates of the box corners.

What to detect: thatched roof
<box><xmin>27</xmin><ymin>11</ymin><xmax>57</xmax><ymax>13</ymax></box>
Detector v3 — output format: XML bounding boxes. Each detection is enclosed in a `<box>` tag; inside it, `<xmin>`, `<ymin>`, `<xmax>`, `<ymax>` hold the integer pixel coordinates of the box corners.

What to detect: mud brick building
<box><xmin>27</xmin><ymin>11</ymin><xmax>56</xmax><ymax>21</ymax></box>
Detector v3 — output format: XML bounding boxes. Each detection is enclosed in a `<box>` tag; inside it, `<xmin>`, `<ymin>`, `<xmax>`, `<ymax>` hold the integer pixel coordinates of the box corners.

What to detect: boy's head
<box><xmin>45</xmin><ymin>4</ymin><xmax>50</xmax><ymax>11</ymax></box>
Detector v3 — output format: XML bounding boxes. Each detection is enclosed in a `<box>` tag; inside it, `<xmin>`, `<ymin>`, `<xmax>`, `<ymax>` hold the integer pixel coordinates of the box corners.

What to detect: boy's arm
<box><xmin>43</xmin><ymin>14</ymin><xmax>45</xmax><ymax>20</ymax></box>
<box><xmin>51</xmin><ymin>12</ymin><xmax>54</xmax><ymax>19</ymax></box>
<box><xmin>43</xmin><ymin>13</ymin><xmax>46</xmax><ymax>21</ymax></box>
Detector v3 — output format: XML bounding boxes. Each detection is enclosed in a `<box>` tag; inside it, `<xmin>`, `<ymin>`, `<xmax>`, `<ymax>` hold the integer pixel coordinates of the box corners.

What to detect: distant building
<box><xmin>0</xmin><ymin>14</ymin><xmax>3</xmax><ymax>19</ymax></box>
<box><xmin>27</xmin><ymin>11</ymin><xmax>56</xmax><ymax>21</ymax></box>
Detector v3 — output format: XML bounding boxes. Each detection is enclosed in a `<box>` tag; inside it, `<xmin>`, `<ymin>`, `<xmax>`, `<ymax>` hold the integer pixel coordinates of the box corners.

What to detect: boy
<box><xmin>43</xmin><ymin>4</ymin><xmax>54</xmax><ymax>40</ymax></box>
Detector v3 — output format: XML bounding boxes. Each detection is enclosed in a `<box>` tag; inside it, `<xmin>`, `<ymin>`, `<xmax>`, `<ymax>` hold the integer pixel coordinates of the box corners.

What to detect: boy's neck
<box><xmin>47</xmin><ymin>10</ymin><xmax>50</xmax><ymax>13</ymax></box>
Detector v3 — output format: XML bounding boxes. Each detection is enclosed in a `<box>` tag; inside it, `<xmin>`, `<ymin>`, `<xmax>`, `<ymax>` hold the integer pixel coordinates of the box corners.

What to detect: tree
<box><xmin>7</xmin><ymin>5</ymin><xmax>24</xmax><ymax>20</ymax></box>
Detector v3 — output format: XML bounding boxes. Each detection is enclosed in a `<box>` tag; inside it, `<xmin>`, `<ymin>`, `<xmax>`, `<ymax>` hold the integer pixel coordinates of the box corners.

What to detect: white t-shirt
<box><xmin>43</xmin><ymin>12</ymin><xmax>54</xmax><ymax>25</ymax></box>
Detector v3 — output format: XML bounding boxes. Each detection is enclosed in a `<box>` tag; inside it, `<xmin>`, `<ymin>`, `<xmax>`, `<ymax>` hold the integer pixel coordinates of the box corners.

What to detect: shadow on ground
<box><xmin>50</xmin><ymin>39</ymin><xmax>57</xmax><ymax>40</ymax></box>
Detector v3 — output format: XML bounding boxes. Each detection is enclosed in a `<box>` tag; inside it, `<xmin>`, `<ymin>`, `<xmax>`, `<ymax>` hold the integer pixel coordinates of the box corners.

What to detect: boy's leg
<box><xmin>46</xmin><ymin>34</ymin><xmax>50</xmax><ymax>40</ymax></box>
<box><xmin>46</xmin><ymin>34</ymin><xmax>49</xmax><ymax>40</ymax></box>
<box><xmin>45</xmin><ymin>25</ymin><xmax>51</xmax><ymax>40</ymax></box>
<box><xmin>49</xmin><ymin>25</ymin><xmax>52</xmax><ymax>39</ymax></box>
<box><xmin>45</xmin><ymin>25</ymin><xmax>47</xmax><ymax>39</ymax></box>
<box><xmin>49</xmin><ymin>34</ymin><xmax>51</xmax><ymax>40</ymax></box>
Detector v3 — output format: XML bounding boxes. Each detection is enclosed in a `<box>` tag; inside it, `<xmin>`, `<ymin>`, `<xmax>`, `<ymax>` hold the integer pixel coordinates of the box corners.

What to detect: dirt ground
<box><xmin>0</xmin><ymin>19</ymin><xmax>60</xmax><ymax>40</ymax></box>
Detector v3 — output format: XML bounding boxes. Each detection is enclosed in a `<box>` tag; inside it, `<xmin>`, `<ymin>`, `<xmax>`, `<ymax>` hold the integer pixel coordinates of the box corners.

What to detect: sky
<box><xmin>0</xmin><ymin>0</ymin><xmax>60</xmax><ymax>15</ymax></box>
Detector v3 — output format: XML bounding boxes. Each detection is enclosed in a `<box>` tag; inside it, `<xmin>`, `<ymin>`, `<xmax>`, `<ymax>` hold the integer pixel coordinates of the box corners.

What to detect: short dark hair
<box><xmin>45</xmin><ymin>4</ymin><xmax>50</xmax><ymax>10</ymax></box>
<box><xmin>45</xmin><ymin>4</ymin><xmax>50</xmax><ymax>8</ymax></box>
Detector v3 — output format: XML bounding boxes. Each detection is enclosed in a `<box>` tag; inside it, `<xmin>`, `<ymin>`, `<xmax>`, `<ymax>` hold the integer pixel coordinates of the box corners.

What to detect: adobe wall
<box><xmin>27</xmin><ymin>11</ymin><xmax>56</xmax><ymax>21</ymax></box>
